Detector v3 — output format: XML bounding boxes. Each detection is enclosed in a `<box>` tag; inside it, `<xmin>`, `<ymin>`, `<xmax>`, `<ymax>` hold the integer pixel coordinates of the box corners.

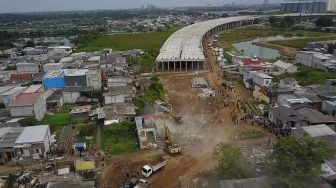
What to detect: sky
<box><xmin>0</xmin><ymin>0</ymin><xmax>268</xmax><ymax>13</ymax></box>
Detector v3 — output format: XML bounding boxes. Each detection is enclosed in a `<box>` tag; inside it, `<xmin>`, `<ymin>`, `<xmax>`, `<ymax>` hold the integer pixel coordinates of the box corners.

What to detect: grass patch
<box><xmin>240</xmin><ymin>131</ymin><xmax>265</xmax><ymax>140</ymax></box>
<box><xmin>272</xmin><ymin>64</ymin><xmax>336</xmax><ymax>86</ymax></box>
<box><xmin>62</xmin><ymin>103</ymin><xmax>77</xmax><ymax>111</ymax></box>
<box><xmin>102</xmin><ymin>121</ymin><xmax>139</xmax><ymax>154</ymax></box>
<box><xmin>219</xmin><ymin>26</ymin><xmax>331</xmax><ymax>52</ymax></box>
<box><xmin>129</xmin><ymin>55</ymin><xmax>156</xmax><ymax>73</ymax></box>
<box><xmin>102</xmin><ymin>137</ymin><xmax>138</xmax><ymax>154</ymax></box>
<box><xmin>78</xmin><ymin>28</ymin><xmax>178</xmax><ymax>54</ymax></box>
<box><xmin>39</xmin><ymin>112</ymin><xmax>71</xmax><ymax>134</ymax></box>
<box><xmin>270</xmin><ymin>35</ymin><xmax>336</xmax><ymax>49</ymax></box>
<box><xmin>78</xmin><ymin>28</ymin><xmax>178</xmax><ymax>73</ymax></box>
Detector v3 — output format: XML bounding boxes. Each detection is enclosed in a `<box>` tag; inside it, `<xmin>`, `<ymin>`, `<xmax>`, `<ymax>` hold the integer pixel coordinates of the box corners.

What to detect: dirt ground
<box><xmin>101</xmin><ymin>37</ymin><xmax>274</xmax><ymax>188</ymax></box>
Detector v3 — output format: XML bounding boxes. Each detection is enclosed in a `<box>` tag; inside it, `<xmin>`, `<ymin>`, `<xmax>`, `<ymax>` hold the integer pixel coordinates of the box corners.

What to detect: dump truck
<box><xmin>142</xmin><ymin>158</ymin><xmax>166</xmax><ymax>178</ymax></box>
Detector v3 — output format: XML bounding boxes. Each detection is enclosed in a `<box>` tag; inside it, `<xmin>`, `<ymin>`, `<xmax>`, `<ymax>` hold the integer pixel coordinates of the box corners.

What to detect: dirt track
<box><xmin>101</xmin><ymin>36</ymin><xmax>273</xmax><ymax>187</ymax></box>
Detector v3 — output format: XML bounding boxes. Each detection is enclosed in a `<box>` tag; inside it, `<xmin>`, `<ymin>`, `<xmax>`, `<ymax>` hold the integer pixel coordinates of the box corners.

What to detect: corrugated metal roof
<box><xmin>22</xmin><ymin>84</ymin><xmax>43</xmax><ymax>94</ymax></box>
<box><xmin>0</xmin><ymin>87</ymin><xmax>26</xmax><ymax>96</ymax></box>
<box><xmin>0</xmin><ymin>127</ymin><xmax>24</xmax><ymax>148</ymax></box>
<box><xmin>10</xmin><ymin>73</ymin><xmax>33</xmax><ymax>81</ymax></box>
<box><xmin>15</xmin><ymin>125</ymin><xmax>49</xmax><ymax>144</ymax></box>
<box><xmin>296</xmin><ymin>107</ymin><xmax>336</xmax><ymax>124</ymax></box>
<box><xmin>9</xmin><ymin>92</ymin><xmax>41</xmax><ymax>106</ymax></box>
<box><xmin>302</xmin><ymin>124</ymin><xmax>336</xmax><ymax>137</ymax></box>
<box><xmin>0</xmin><ymin>86</ymin><xmax>14</xmax><ymax>95</ymax></box>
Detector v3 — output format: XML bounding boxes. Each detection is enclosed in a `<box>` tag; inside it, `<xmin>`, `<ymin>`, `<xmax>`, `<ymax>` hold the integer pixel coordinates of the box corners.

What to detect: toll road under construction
<box><xmin>156</xmin><ymin>16</ymin><xmax>260</xmax><ymax>71</ymax></box>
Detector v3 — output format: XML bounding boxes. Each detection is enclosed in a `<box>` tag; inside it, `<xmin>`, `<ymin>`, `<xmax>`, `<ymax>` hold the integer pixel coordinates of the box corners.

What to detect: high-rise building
<box><xmin>280</xmin><ymin>0</ymin><xmax>336</xmax><ymax>13</ymax></box>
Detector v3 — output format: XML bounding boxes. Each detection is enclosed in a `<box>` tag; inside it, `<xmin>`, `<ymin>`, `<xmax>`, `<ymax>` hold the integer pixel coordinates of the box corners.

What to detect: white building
<box><xmin>273</xmin><ymin>60</ymin><xmax>298</xmax><ymax>73</ymax></box>
<box><xmin>43</xmin><ymin>63</ymin><xmax>64</xmax><ymax>72</ymax></box>
<box><xmin>322</xmin><ymin>100</ymin><xmax>336</xmax><ymax>115</ymax></box>
<box><xmin>9</xmin><ymin>92</ymin><xmax>46</xmax><ymax>121</ymax></box>
<box><xmin>252</xmin><ymin>72</ymin><xmax>273</xmax><ymax>88</ymax></box>
<box><xmin>277</xmin><ymin>94</ymin><xmax>311</xmax><ymax>107</ymax></box>
<box><xmin>0</xmin><ymin>86</ymin><xmax>26</xmax><ymax>107</ymax></box>
<box><xmin>48</xmin><ymin>46</ymin><xmax>72</xmax><ymax>55</ymax></box>
<box><xmin>86</xmin><ymin>69</ymin><xmax>102</xmax><ymax>90</ymax></box>
<box><xmin>107</xmin><ymin>76</ymin><xmax>133</xmax><ymax>87</ymax></box>
<box><xmin>16</xmin><ymin>62</ymin><xmax>40</xmax><ymax>74</ymax></box>
<box><xmin>103</xmin><ymin>86</ymin><xmax>134</xmax><ymax>105</ymax></box>
<box><xmin>87</xmin><ymin>56</ymin><xmax>101</xmax><ymax>64</ymax></box>
<box><xmin>279</xmin><ymin>78</ymin><xmax>300</xmax><ymax>89</ymax></box>
<box><xmin>296</xmin><ymin>51</ymin><xmax>336</xmax><ymax>71</ymax></box>
<box><xmin>14</xmin><ymin>125</ymin><xmax>51</xmax><ymax>160</ymax></box>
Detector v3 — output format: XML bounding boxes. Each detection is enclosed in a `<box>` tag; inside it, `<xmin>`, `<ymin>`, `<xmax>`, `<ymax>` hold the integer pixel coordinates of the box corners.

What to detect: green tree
<box><xmin>316</xmin><ymin>16</ymin><xmax>334</xmax><ymax>27</ymax></box>
<box><xmin>282</xmin><ymin>16</ymin><xmax>295</xmax><ymax>27</ymax></box>
<box><xmin>3</xmin><ymin>173</ymin><xmax>17</xmax><ymax>188</ymax></box>
<box><xmin>103</xmin><ymin>121</ymin><xmax>136</xmax><ymax>142</ymax></box>
<box><xmin>269</xmin><ymin>16</ymin><xmax>277</xmax><ymax>26</ymax></box>
<box><xmin>268</xmin><ymin>136</ymin><xmax>335</xmax><ymax>188</ymax></box>
<box><xmin>213</xmin><ymin>143</ymin><xmax>251</xmax><ymax>179</ymax></box>
<box><xmin>327</xmin><ymin>43</ymin><xmax>336</xmax><ymax>54</ymax></box>
<box><xmin>0</xmin><ymin>102</ymin><xmax>5</xmax><ymax>109</ymax></box>
<box><xmin>25</xmin><ymin>40</ymin><xmax>35</xmax><ymax>47</ymax></box>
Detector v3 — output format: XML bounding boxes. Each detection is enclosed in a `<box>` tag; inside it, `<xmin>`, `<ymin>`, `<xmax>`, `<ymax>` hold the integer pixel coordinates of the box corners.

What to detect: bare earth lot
<box><xmin>101</xmin><ymin>36</ymin><xmax>274</xmax><ymax>187</ymax></box>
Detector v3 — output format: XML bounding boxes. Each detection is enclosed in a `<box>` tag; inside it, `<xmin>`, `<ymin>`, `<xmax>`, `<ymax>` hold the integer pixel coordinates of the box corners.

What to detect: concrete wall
<box><xmin>86</xmin><ymin>70</ymin><xmax>102</xmax><ymax>90</ymax></box>
<box><xmin>252</xmin><ymin>74</ymin><xmax>272</xmax><ymax>87</ymax></box>
<box><xmin>322</xmin><ymin>100</ymin><xmax>336</xmax><ymax>115</ymax></box>
<box><xmin>10</xmin><ymin>105</ymin><xmax>35</xmax><ymax>118</ymax></box>
<box><xmin>104</xmin><ymin>94</ymin><xmax>125</xmax><ymax>104</ymax></box>
<box><xmin>9</xmin><ymin>95</ymin><xmax>46</xmax><ymax>121</ymax></box>
<box><xmin>62</xmin><ymin>91</ymin><xmax>80</xmax><ymax>104</ymax></box>
<box><xmin>33</xmin><ymin>95</ymin><xmax>47</xmax><ymax>121</ymax></box>
<box><xmin>17</xmin><ymin>63</ymin><xmax>40</xmax><ymax>74</ymax></box>
<box><xmin>43</xmin><ymin>63</ymin><xmax>63</xmax><ymax>72</ymax></box>
<box><xmin>297</xmin><ymin>52</ymin><xmax>314</xmax><ymax>67</ymax></box>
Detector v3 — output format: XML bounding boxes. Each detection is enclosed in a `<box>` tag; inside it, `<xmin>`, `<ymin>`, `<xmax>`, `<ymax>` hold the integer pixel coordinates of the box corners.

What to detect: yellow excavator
<box><xmin>164</xmin><ymin>124</ymin><xmax>181</xmax><ymax>154</ymax></box>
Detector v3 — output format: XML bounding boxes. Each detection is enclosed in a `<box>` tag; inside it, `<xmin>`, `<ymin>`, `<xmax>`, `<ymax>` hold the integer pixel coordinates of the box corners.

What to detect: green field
<box><xmin>273</xmin><ymin>64</ymin><xmax>336</xmax><ymax>86</ymax></box>
<box><xmin>219</xmin><ymin>26</ymin><xmax>332</xmax><ymax>52</ymax></box>
<box><xmin>79</xmin><ymin>28</ymin><xmax>178</xmax><ymax>54</ymax></box>
<box><xmin>270</xmin><ymin>35</ymin><xmax>336</xmax><ymax>49</ymax></box>
<box><xmin>39</xmin><ymin>112</ymin><xmax>71</xmax><ymax>134</ymax></box>
<box><xmin>101</xmin><ymin>121</ymin><xmax>139</xmax><ymax>154</ymax></box>
<box><xmin>240</xmin><ymin>131</ymin><xmax>265</xmax><ymax>140</ymax></box>
<box><xmin>101</xmin><ymin>136</ymin><xmax>139</xmax><ymax>154</ymax></box>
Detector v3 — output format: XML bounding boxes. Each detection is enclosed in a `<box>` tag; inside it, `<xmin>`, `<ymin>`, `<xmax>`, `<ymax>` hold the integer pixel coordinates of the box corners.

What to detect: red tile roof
<box><xmin>9</xmin><ymin>93</ymin><xmax>41</xmax><ymax>106</ymax></box>
<box><xmin>10</xmin><ymin>73</ymin><xmax>33</xmax><ymax>81</ymax></box>
<box><xmin>243</xmin><ymin>58</ymin><xmax>264</xmax><ymax>66</ymax></box>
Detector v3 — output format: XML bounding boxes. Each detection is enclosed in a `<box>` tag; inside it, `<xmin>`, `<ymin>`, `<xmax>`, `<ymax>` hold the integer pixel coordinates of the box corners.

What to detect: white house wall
<box><xmin>104</xmin><ymin>95</ymin><xmax>125</xmax><ymax>104</ymax></box>
<box><xmin>10</xmin><ymin>105</ymin><xmax>35</xmax><ymax>118</ymax></box>
<box><xmin>62</xmin><ymin>92</ymin><xmax>80</xmax><ymax>103</ymax></box>
<box><xmin>33</xmin><ymin>95</ymin><xmax>47</xmax><ymax>121</ymax></box>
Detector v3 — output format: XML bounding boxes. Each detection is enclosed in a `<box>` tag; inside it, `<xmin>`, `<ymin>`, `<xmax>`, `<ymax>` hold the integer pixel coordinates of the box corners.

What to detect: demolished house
<box><xmin>135</xmin><ymin>115</ymin><xmax>157</xmax><ymax>149</ymax></box>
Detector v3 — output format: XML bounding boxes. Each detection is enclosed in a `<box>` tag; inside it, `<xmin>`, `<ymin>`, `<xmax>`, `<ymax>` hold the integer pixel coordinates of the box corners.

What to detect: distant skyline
<box><xmin>0</xmin><ymin>0</ymin><xmax>277</xmax><ymax>13</ymax></box>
